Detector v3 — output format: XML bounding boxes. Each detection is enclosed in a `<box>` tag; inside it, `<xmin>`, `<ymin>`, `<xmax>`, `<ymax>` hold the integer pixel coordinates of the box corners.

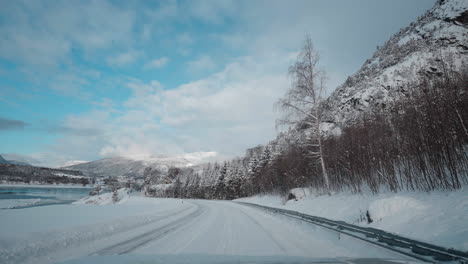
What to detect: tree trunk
<box><xmin>316</xmin><ymin>107</ymin><xmax>330</xmax><ymax>190</ymax></box>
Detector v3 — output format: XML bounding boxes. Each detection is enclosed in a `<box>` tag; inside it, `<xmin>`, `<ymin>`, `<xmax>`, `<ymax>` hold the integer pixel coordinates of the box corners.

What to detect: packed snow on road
<box><xmin>0</xmin><ymin>192</ymin><xmax>420</xmax><ymax>264</ymax></box>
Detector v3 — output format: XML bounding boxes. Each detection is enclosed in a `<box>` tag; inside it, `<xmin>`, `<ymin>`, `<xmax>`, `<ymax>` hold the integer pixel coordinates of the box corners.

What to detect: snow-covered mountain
<box><xmin>323</xmin><ymin>0</ymin><xmax>468</xmax><ymax>126</ymax></box>
<box><xmin>62</xmin><ymin>152</ymin><xmax>217</xmax><ymax>178</ymax></box>
<box><xmin>0</xmin><ymin>154</ymin><xmax>30</xmax><ymax>166</ymax></box>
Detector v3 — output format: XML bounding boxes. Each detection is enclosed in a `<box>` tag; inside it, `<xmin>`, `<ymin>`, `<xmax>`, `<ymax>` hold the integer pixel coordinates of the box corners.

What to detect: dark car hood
<box><xmin>56</xmin><ymin>254</ymin><xmax>426</xmax><ymax>264</ymax></box>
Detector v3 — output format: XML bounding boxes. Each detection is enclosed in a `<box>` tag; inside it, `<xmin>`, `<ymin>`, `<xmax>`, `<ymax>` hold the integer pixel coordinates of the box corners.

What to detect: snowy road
<box><xmin>0</xmin><ymin>198</ymin><xmax>417</xmax><ymax>264</ymax></box>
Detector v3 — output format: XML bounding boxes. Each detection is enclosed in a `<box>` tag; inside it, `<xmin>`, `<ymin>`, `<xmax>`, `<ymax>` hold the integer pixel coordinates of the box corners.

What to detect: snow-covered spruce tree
<box><xmin>173</xmin><ymin>178</ymin><xmax>182</xmax><ymax>198</ymax></box>
<box><xmin>258</xmin><ymin>147</ymin><xmax>272</xmax><ymax>169</ymax></box>
<box><xmin>112</xmin><ymin>188</ymin><xmax>119</xmax><ymax>203</ymax></box>
<box><xmin>215</xmin><ymin>162</ymin><xmax>228</xmax><ymax>199</ymax></box>
<box><xmin>223</xmin><ymin>159</ymin><xmax>244</xmax><ymax>199</ymax></box>
<box><xmin>277</xmin><ymin>35</ymin><xmax>330</xmax><ymax>190</ymax></box>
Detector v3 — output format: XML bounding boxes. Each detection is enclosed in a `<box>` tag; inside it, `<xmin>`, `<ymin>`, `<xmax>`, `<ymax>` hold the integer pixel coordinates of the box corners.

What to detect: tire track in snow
<box><xmin>164</xmin><ymin>202</ymin><xmax>214</xmax><ymax>254</ymax></box>
<box><xmin>236</xmin><ymin>206</ymin><xmax>288</xmax><ymax>254</ymax></box>
<box><xmin>92</xmin><ymin>203</ymin><xmax>204</xmax><ymax>255</ymax></box>
<box><xmin>0</xmin><ymin>206</ymin><xmax>192</xmax><ymax>264</ymax></box>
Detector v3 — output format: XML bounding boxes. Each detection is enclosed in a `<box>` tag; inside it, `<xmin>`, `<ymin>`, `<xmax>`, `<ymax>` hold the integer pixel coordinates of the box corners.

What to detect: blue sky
<box><xmin>0</xmin><ymin>0</ymin><xmax>435</xmax><ymax>167</ymax></box>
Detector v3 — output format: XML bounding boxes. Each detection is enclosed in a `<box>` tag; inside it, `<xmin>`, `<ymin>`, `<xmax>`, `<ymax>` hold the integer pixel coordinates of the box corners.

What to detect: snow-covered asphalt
<box><xmin>0</xmin><ymin>197</ymin><xmax>416</xmax><ymax>264</ymax></box>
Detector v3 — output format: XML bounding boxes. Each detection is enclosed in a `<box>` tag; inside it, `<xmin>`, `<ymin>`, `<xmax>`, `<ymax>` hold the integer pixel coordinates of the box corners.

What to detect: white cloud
<box><xmin>49</xmin><ymin>73</ymin><xmax>91</xmax><ymax>98</ymax></box>
<box><xmin>176</xmin><ymin>33</ymin><xmax>193</xmax><ymax>45</ymax></box>
<box><xmin>107</xmin><ymin>51</ymin><xmax>142</xmax><ymax>67</ymax></box>
<box><xmin>187</xmin><ymin>0</ymin><xmax>237</xmax><ymax>24</ymax></box>
<box><xmin>143</xmin><ymin>57</ymin><xmax>170</xmax><ymax>69</ymax></box>
<box><xmin>0</xmin><ymin>0</ymin><xmax>134</xmax><ymax>68</ymax></box>
<box><xmin>186</xmin><ymin>56</ymin><xmax>216</xmax><ymax>74</ymax></box>
<box><xmin>114</xmin><ymin>55</ymin><xmax>288</xmax><ymax>156</ymax></box>
<box><xmin>156</xmin><ymin>55</ymin><xmax>291</xmax><ymax>136</ymax></box>
<box><xmin>28</xmin><ymin>52</ymin><xmax>293</xmax><ymax>166</ymax></box>
<box><xmin>145</xmin><ymin>1</ymin><xmax>178</xmax><ymax>22</ymax></box>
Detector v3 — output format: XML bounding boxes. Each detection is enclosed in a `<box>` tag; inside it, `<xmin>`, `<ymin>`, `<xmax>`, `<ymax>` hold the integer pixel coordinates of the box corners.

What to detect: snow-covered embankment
<box><xmin>236</xmin><ymin>188</ymin><xmax>468</xmax><ymax>251</ymax></box>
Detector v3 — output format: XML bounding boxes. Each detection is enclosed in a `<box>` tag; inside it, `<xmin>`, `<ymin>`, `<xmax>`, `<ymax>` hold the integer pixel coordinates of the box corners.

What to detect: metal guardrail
<box><xmin>237</xmin><ymin>202</ymin><xmax>468</xmax><ymax>264</ymax></box>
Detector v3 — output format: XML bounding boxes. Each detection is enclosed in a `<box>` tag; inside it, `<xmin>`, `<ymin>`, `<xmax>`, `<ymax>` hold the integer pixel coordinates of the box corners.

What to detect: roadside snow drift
<box><xmin>237</xmin><ymin>187</ymin><xmax>468</xmax><ymax>251</ymax></box>
<box><xmin>73</xmin><ymin>188</ymin><xmax>130</xmax><ymax>205</ymax></box>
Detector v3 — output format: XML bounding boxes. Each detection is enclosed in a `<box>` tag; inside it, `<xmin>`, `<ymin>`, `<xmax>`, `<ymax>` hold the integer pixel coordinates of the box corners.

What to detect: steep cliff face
<box><xmin>323</xmin><ymin>0</ymin><xmax>468</xmax><ymax>126</ymax></box>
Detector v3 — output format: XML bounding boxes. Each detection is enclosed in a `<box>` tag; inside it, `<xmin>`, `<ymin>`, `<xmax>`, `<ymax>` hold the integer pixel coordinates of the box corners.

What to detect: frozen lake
<box><xmin>0</xmin><ymin>185</ymin><xmax>93</xmax><ymax>209</ymax></box>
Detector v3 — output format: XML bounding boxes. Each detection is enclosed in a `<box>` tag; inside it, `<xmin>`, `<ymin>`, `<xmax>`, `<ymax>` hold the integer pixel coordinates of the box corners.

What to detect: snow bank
<box><xmin>289</xmin><ymin>188</ymin><xmax>315</xmax><ymax>200</ymax></box>
<box><xmin>73</xmin><ymin>188</ymin><xmax>130</xmax><ymax>205</ymax></box>
<box><xmin>0</xmin><ymin>199</ymin><xmax>41</xmax><ymax>209</ymax></box>
<box><xmin>235</xmin><ymin>193</ymin><xmax>286</xmax><ymax>207</ymax></box>
<box><xmin>237</xmin><ymin>188</ymin><xmax>468</xmax><ymax>251</ymax></box>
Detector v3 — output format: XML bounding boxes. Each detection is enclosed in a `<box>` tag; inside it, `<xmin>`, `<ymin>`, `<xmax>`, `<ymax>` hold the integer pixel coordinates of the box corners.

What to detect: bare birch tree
<box><xmin>276</xmin><ymin>36</ymin><xmax>330</xmax><ymax>190</ymax></box>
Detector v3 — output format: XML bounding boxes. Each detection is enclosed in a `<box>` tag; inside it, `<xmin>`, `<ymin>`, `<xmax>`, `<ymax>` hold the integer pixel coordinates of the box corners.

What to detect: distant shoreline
<box><xmin>0</xmin><ymin>183</ymin><xmax>95</xmax><ymax>189</ymax></box>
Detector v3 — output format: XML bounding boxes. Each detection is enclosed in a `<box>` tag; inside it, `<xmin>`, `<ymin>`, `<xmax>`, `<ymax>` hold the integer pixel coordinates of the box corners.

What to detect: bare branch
<box><xmin>281</xmin><ymin>101</ymin><xmax>317</xmax><ymax>120</ymax></box>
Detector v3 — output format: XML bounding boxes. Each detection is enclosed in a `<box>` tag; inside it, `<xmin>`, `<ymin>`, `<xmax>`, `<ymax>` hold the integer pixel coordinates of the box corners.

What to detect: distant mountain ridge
<box><xmin>0</xmin><ymin>154</ymin><xmax>31</xmax><ymax>166</ymax></box>
<box><xmin>0</xmin><ymin>162</ymin><xmax>89</xmax><ymax>185</ymax></box>
<box><xmin>62</xmin><ymin>152</ymin><xmax>217</xmax><ymax>178</ymax></box>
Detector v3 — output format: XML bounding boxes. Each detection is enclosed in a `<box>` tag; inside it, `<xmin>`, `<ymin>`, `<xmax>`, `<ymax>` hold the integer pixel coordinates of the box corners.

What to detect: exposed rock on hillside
<box><xmin>323</xmin><ymin>0</ymin><xmax>468</xmax><ymax>126</ymax></box>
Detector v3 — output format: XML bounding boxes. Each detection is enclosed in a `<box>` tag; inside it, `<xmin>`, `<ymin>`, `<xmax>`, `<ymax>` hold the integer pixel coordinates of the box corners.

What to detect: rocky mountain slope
<box><xmin>323</xmin><ymin>0</ymin><xmax>468</xmax><ymax>126</ymax></box>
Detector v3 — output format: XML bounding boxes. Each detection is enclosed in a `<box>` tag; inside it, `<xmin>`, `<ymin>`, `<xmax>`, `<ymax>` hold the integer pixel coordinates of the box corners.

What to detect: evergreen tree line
<box><xmin>144</xmin><ymin>64</ymin><xmax>468</xmax><ymax>199</ymax></box>
<box><xmin>145</xmin><ymin>158</ymin><xmax>252</xmax><ymax>200</ymax></box>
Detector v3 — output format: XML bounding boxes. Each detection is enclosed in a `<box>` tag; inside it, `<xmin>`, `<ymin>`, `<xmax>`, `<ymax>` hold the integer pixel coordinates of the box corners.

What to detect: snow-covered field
<box><xmin>236</xmin><ymin>187</ymin><xmax>468</xmax><ymax>251</ymax></box>
<box><xmin>0</xmin><ymin>193</ymin><xmax>419</xmax><ymax>264</ymax></box>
